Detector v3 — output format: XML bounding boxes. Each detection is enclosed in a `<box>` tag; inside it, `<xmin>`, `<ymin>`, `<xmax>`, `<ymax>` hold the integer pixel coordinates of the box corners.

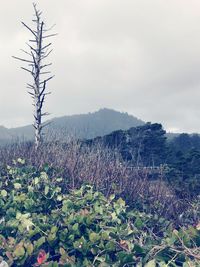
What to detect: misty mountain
<box><xmin>0</xmin><ymin>108</ymin><xmax>144</xmax><ymax>143</ymax></box>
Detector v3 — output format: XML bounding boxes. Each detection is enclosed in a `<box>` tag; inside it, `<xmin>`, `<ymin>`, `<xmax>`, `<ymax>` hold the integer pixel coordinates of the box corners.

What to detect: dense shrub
<box><xmin>0</xmin><ymin>142</ymin><xmax>197</xmax><ymax>225</ymax></box>
<box><xmin>0</xmin><ymin>160</ymin><xmax>199</xmax><ymax>266</ymax></box>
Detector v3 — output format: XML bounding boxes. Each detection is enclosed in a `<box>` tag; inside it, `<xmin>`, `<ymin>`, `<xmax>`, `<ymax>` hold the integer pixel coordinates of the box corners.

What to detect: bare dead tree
<box><xmin>13</xmin><ymin>3</ymin><xmax>56</xmax><ymax>150</ymax></box>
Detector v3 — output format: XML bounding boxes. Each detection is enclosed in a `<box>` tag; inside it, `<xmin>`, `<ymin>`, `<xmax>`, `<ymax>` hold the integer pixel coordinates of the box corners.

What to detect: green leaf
<box><xmin>17</xmin><ymin>158</ymin><xmax>25</xmax><ymax>164</ymax></box>
<box><xmin>89</xmin><ymin>232</ymin><xmax>100</xmax><ymax>243</ymax></box>
<box><xmin>72</xmin><ymin>223</ymin><xmax>79</xmax><ymax>232</ymax></box>
<box><xmin>73</xmin><ymin>237</ymin><xmax>87</xmax><ymax>252</ymax></box>
<box><xmin>94</xmin><ymin>203</ymin><xmax>103</xmax><ymax>214</ymax></box>
<box><xmin>34</xmin><ymin>177</ymin><xmax>39</xmax><ymax>185</ymax></box>
<box><xmin>34</xmin><ymin>236</ymin><xmax>46</xmax><ymax>250</ymax></box>
<box><xmin>16</xmin><ymin>212</ymin><xmax>22</xmax><ymax>220</ymax></box>
<box><xmin>57</xmin><ymin>195</ymin><xmax>63</xmax><ymax>201</ymax></box>
<box><xmin>145</xmin><ymin>259</ymin><xmax>157</xmax><ymax>267</ymax></box>
<box><xmin>26</xmin><ymin>243</ymin><xmax>34</xmax><ymax>256</ymax></box>
<box><xmin>28</xmin><ymin>186</ymin><xmax>34</xmax><ymax>192</ymax></box>
<box><xmin>45</xmin><ymin>185</ymin><xmax>49</xmax><ymax>195</ymax></box>
<box><xmin>40</xmin><ymin>171</ymin><xmax>48</xmax><ymax>180</ymax></box>
<box><xmin>158</xmin><ymin>262</ymin><xmax>168</xmax><ymax>267</ymax></box>
<box><xmin>109</xmin><ymin>194</ymin><xmax>115</xmax><ymax>201</ymax></box>
<box><xmin>1</xmin><ymin>189</ymin><xmax>7</xmax><ymax>198</ymax></box>
<box><xmin>111</xmin><ymin>212</ymin><xmax>117</xmax><ymax>220</ymax></box>
<box><xmin>47</xmin><ymin>233</ymin><xmax>56</xmax><ymax>244</ymax></box>
<box><xmin>14</xmin><ymin>243</ymin><xmax>25</xmax><ymax>258</ymax></box>
<box><xmin>55</xmin><ymin>186</ymin><xmax>61</xmax><ymax>193</ymax></box>
<box><xmin>14</xmin><ymin>183</ymin><xmax>22</xmax><ymax>190</ymax></box>
<box><xmin>116</xmin><ymin>198</ymin><xmax>126</xmax><ymax>207</ymax></box>
<box><xmin>56</xmin><ymin>177</ymin><xmax>63</xmax><ymax>182</ymax></box>
<box><xmin>62</xmin><ymin>199</ymin><xmax>73</xmax><ymax>213</ymax></box>
<box><xmin>133</xmin><ymin>244</ymin><xmax>145</xmax><ymax>255</ymax></box>
<box><xmin>59</xmin><ymin>247</ymin><xmax>65</xmax><ymax>256</ymax></box>
<box><xmin>134</xmin><ymin>217</ymin><xmax>144</xmax><ymax>229</ymax></box>
<box><xmin>101</xmin><ymin>231</ymin><xmax>110</xmax><ymax>241</ymax></box>
<box><xmin>105</xmin><ymin>241</ymin><xmax>116</xmax><ymax>251</ymax></box>
<box><xmin>51</xmin><ymin>226</ymin><xmax>58</xmax><ymax>233</ymax></box>
<box><xmin>118</xmin><ymin>251</ymin><xmax>134</xmax><ymax>265</ymax></box>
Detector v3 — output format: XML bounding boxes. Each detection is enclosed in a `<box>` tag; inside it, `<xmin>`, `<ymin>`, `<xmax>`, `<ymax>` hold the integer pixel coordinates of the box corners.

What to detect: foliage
<box><xmin>89</xmin><ymin>122</ymin><xmax>167</xmax><ymax>165</ymax></box>
<box><xmin>0</xmin><ymin>137</ymin><xmax>199</xmax><ymax>226</ymax></box>
<box><xmin>1</xmin><ymin>121</ymin><xmax>200</xmax><ymax>203</ymax></box>
<box><xmin>0</xmin><ymin>160</ymin><xmax>199</xmax><ymax>266</ymax></box>
<box><xmin>166</xmin><ymin>148</ymin><xmax>200</xmax><ymax>198</ymax></box>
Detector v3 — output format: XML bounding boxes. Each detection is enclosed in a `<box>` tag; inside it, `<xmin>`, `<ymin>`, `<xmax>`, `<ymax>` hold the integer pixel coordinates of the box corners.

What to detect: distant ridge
<box><xmin>0</xmin><ymin>108</ymin><xmax>145</xmax><ymax>143</ymax></box>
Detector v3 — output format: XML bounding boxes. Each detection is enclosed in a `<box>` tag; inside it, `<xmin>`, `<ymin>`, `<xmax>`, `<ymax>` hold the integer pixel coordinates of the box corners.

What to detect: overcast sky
<box><xmin>1</xmin><ymin>0</ymin><xmax>200</xmax><ymax>133</ymax></box>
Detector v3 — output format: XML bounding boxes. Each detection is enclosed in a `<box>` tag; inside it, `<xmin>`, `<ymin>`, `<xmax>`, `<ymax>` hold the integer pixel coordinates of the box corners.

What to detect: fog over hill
<box><xmin>0</xmin><ymin>109</ymin><xmax>144</xmax><ymax>143</ymax></box>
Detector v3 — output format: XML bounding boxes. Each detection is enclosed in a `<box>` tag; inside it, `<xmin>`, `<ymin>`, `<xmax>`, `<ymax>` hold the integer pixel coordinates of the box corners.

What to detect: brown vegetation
<box><xmin>0</xmin><ymin>139</ymin><xmax>198</xmax><ymax>225</ymax></box>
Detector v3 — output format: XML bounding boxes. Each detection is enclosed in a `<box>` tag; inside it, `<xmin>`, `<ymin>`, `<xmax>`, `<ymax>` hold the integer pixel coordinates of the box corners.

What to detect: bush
<box><xmin>0</xmin><ymin>141</ymin><xmax>196</xmax><ymax>225</ymax></box>
<box><xmin>0</xmin><ymin>160</ymin><xmax>200</xmax><ymax>266</ymax></box>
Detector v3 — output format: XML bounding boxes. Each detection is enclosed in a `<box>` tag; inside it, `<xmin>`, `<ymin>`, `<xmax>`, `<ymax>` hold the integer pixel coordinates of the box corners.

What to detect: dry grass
<box><xmin>0</xmin><ymin>139</ymin><xmax>197</xmax><ymax>224</ymax></box>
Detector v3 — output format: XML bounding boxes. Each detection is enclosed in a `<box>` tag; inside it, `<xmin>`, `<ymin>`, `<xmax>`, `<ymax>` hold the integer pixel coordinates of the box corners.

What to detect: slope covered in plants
<box><xmin>0</xmin><ymin>160</ymin><xmax>199</xmax><ymax>266</ymax></box>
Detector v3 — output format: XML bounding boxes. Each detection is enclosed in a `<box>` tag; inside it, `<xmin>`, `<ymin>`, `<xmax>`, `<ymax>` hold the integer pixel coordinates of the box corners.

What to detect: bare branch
<box><xmin>32</xmin><ymin>123</ymin><xmax>37</xmax><ymax>130</ymax></box>
<box><xmin>43</xmin><ymin>33</ymin><xmax>58</xmax><ymax>39</ymax></box>
<box><xmin>41</xmin><ymin>112</ymin><xmax>50</xmax><ymax>116</ymax></box>
<box><xmin>41</xmin><ymin>49</ymin><xmax>53</xmax><ymax>59</ymax></box>
<box><xmin>41</xmin><ymin>43</ymin><xmax>52</xmax><ymax>51</ymax></box>
<box><xmin>41</xmin><ymin>63</ymin><xmax>52</xmax><ymax>69</ymax></box>
<box><xmin>45</xmin><ymin>75</ymin><xmax>54</xmax><ymax>82</ymax></box>
<box><xmin>43</xmin><ymin>92</ymin><xmax>51</xmax><ymax>96</ymax></box>
<box><xmin>27</xmin><ymin>83</ymin><xmax>34</xmax><ymax>87</ymax></box>
<box><xmin>20</xmin><ymin>49</ymin><xmax>32</xmax><ymax>56</ymax></box>
<box><xmin>26</xmin><ymin>43</ymin><xmax>38</xmax><ymax>54</ymax></box>
<box><xmin>44</xmin><ymin>24</ymin><xmax>56</xmax><ymax>32</ymax></box>
<box><xmin>39</xmin><ymin>81</ymin><xmax>46</xmax><ymax>97</ymax></box>
<box><xmin>41</xmin><ymin>121</ymin><xmax>51</xmax><ymax>129</ymax></box>
<box><xmin>21</xmin><ymin>21</ymin><xmax>37</xmax><ymax>37</ymax></box>
<box><xmin>28</xmin><ymin>91</ymin><xmax>35</xmax><ymax>96</ymax></box>
<box><xmin>27</xmin><ymin>86</ymin><xmax>35</xmax><ymax>91</ymax></box>
<box><xmin>14</xmin><ymin>3</ymin><xmax>55</xmax><ymax>150</ymax></box>
<box><xmin>39</xmin><ymin>95</ymin><xmax>45</xmax><ymax>111</ymax></box>
<box><xmin>39</xmin><ymin>75</ymin><xmax>54</xmax><ymax>84</ymax></box>
<box><xmin>31</xmin><ymin>51</ymin><xmax>37</xmax><ymax>66</ymax></box>
<box><xmin>40</xmin><ymin>71</ymin><xmax>51</xmax><ymax>75</ymax></box>
<box><xmin>33</xmin><ymin>3</ymin><xmax>42</xmax><ymax>18</ymax></box>
<box><xmin>21</xmin><ymin>67</ymin><xmax>33</xmax><ymax>74</ymax></box>
<box><xmin>12</xmin><ymin>56</ymin><xmax>33</xmax><ymax>63</ymax></box>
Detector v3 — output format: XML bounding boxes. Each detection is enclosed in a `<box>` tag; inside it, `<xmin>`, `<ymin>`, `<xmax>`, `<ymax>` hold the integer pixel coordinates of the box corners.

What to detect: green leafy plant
<box><xmin>0</xmin><ymin>160</ymin><xmax>199</xmax><ymax>266</ymax></box>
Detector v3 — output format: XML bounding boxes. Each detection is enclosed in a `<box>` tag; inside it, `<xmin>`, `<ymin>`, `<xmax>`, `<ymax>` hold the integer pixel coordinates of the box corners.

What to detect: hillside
<box><xmin>0</xmin><ymin>108</ymin><xmax>144</xmax><ymax>143</ymax></box>
<box><xmin>86</xmin><ymin>122</ymin><xmax>166</xmax><ymax>165</ymax></box>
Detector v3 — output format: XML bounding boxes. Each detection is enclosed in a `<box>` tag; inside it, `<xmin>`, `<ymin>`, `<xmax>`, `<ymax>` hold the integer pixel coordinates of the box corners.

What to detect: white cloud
<box><xmin>0</xmin><ymin>0</ymin><xmax>200</xmax><ymax>133</ymax></box>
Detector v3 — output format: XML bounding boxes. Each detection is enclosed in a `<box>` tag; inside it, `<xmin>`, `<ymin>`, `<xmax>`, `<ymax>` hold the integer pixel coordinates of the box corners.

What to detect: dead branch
<box><xmin>13</xmin><ymin>2</ymin><xmax>56</xmax><ymax>150</ymax></box>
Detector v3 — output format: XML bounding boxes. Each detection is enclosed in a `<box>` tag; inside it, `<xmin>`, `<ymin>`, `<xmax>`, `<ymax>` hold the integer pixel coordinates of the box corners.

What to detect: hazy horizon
<box><xmin>0</xmin><ymin>107</ymin><xmax>194</xmax><ymax>134</ymax></box>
